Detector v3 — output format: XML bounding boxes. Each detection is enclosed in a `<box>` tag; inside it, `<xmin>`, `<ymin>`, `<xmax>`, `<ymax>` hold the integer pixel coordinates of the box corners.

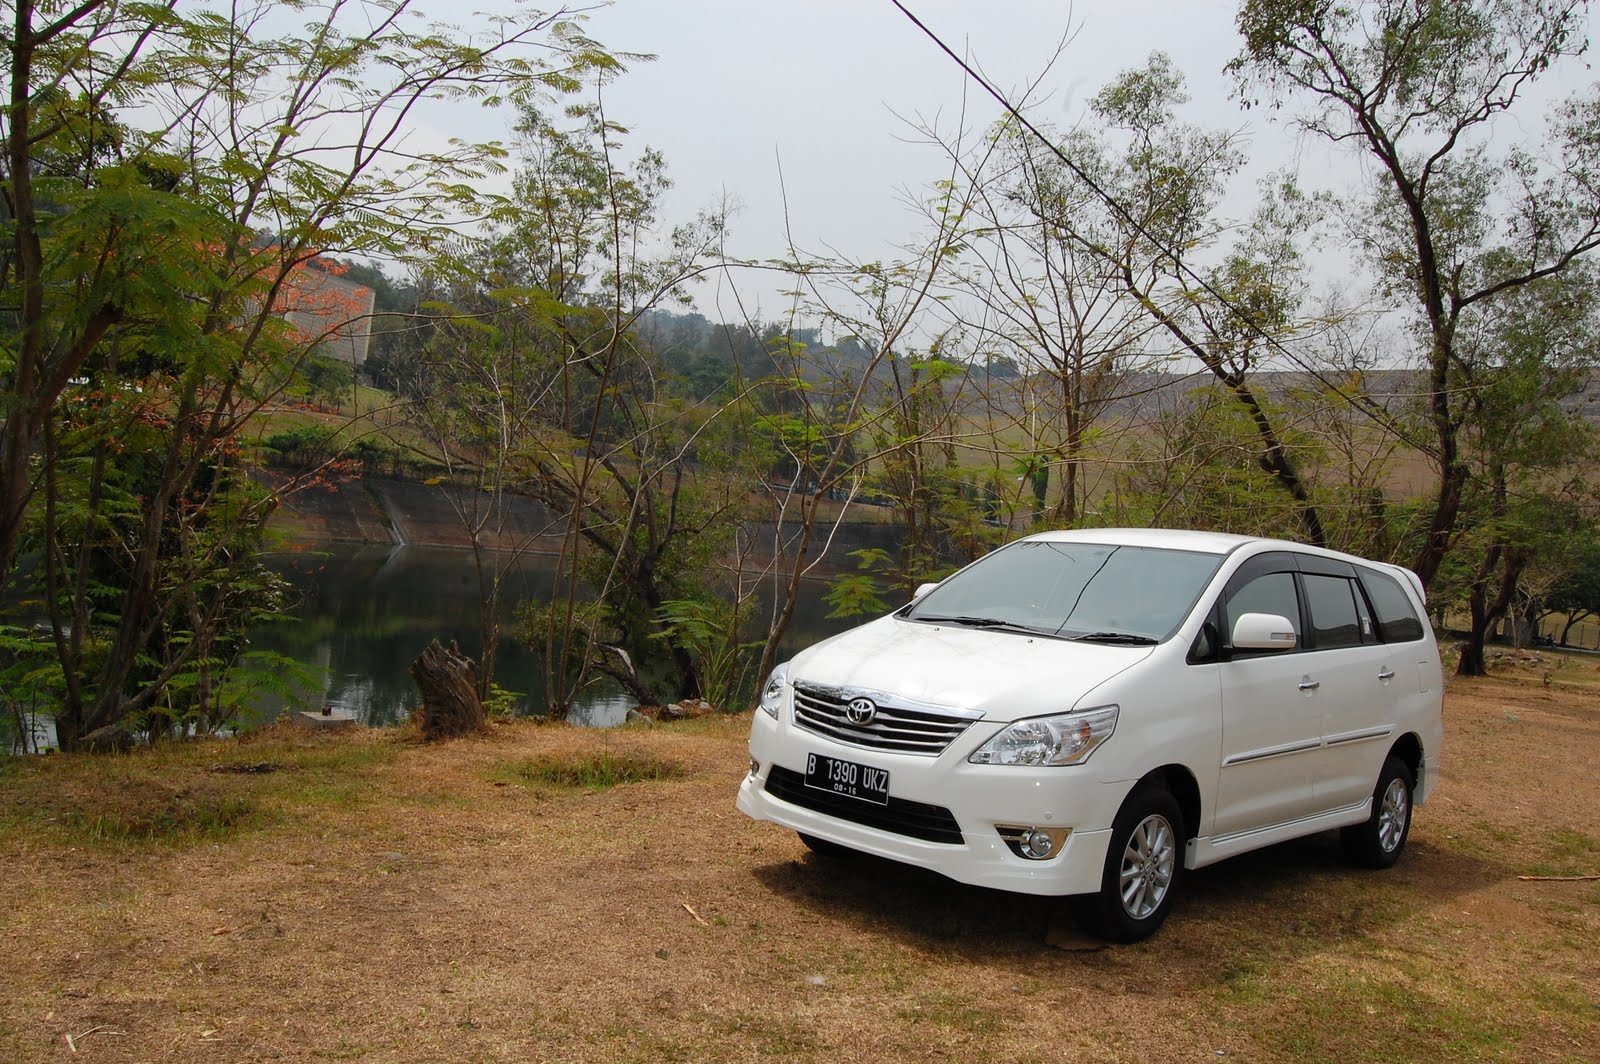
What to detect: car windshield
<box><xmin>905</xmin><ymin>540</ymin><xmax>1224</xmax><ymax>643</ymax></box>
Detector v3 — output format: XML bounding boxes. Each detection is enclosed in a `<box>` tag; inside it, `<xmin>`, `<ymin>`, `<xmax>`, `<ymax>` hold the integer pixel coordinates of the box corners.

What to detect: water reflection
<box><xmin>248</xmin><ymin>543</ymin><xmax>863</xmax><ymax>728</ymax></box>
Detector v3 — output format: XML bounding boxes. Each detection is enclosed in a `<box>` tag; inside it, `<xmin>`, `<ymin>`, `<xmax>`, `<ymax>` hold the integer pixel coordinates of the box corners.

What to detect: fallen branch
<box><xmin>598</xmin><ymin>644</ymin><xmax>661</xmax><ymax>705</ymax></box>
<box><xmin>682</xmin><ymin>902</ymin><xmax>709</xmax><ymax>927</ymax></box>
<box><xmin>1517</xmin><ymin>873</ymin><xmax>1600</xmax><ymax>882</ymax></box>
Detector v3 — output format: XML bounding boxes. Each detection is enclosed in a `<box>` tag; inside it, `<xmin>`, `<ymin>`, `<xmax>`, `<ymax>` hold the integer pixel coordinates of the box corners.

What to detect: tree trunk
<box><xmin>1457</xmin><ymin>545</ymin><xmax>1525</xmax><ymax>679</ymax></box>
<box><xmin>1414</xmin><ymin>462</ymin><xmax>1468</xmax><ymax>591</ymax></box>
<box><xmin>1457</xmin><ymin>596</ymin><xmax>1491</xmax><ymax>678</ymax></box>
<box><xmin>409</xmin><ymin>639</ymin><xmax>486</xmax><ymax>740</ymax></box>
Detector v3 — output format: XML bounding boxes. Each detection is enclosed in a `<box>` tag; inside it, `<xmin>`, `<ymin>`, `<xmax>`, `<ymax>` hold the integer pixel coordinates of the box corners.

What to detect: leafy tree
<box><xmin>1</xmin><ymin>0</ymin><xmax>624</xmax><ymax>746</ymax></box>
<box><xmin>1231</xmin><ymin>0</ymin><xmax>1600</xmax><ymax>586</ymax></box>
<box><xmin>859</xmin><ymin>344</ymin><xmax>997</xmax><ymax>596</ymax></box>
<box><xmin>1545</xmin><ymin>540</ymin><xmax>1600</xmax><ymax>646</ymax></box>
<box><xmin>407</xmin><ymin>88</ymin><xmax>742</xmax><ymax>713</ymax></box>
<box><xmin>940</xmin><ymin>106</ymin><xmax>1165</xmax><ymax>528</ymax></box>
<box><xmin>302</xmin><ymin>353</ymin><xmax>355</xmax><ymax>406</ymax></box>
<box><xmin>1110</xmin><ymin>381</ymin><xmax>1317</xmax><ymax>538</ymax></box>
<box><xmin>744</xmin><ymin>226</ymin><xmax>976</xmax><ymax>689</ymax></box>
<box><xmin>1437</xmin><ymin>269</ymin><xmax>1598</xmax><ymax>675</ymax></box>
<box><xmin>987</xmin><ymin>55</ymin><xmax>1333</xmax><ymax>544</ymax></box>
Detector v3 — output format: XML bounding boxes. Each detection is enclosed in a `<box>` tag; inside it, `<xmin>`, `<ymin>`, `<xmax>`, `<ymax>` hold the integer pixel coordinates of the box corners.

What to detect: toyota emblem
<box><xmin>845</xmin><ymin>697</ymin><xmax>877</xmax><ymax>726</ymax></box>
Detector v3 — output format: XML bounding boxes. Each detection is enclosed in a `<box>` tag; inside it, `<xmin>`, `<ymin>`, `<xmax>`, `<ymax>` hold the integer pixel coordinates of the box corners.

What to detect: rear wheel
<box><xmin>1070</xmin><ymin>784</ymin><xmax>1184</xmax><ymax>943</ymax></box>
<box><xmin>1341</xmin><ymin>755</ymin><xmax>1413</xmax><ymax>869</ymax></box>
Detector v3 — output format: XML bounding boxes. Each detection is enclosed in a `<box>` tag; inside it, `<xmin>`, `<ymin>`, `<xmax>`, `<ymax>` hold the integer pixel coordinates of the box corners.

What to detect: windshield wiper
<box><xmin>1070</xmin><ymin>631</ymin><xmax>1159</xmax><ymax>645</ymax></box>
<box><xmin>916</xmin><ymin>615</ymin><xmax>1051</xmax><ymax>634</ymax></box>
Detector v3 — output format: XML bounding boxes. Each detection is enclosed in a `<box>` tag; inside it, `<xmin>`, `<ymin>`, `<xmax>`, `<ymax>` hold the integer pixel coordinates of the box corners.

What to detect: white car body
<box><xmin>736</xmin><ymin>528</ymin><xmax>1444</xmax><ymax>933</ymax></box>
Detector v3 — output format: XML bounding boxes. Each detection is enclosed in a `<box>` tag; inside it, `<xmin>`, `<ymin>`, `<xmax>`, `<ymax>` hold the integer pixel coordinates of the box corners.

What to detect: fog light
<box><xmin>997</xmin><ymin>825</ymin><xmax>1069</xmax><ymax>859</ymax></box>
<box><xmin>1022</xmin><ymin>829</ymin><xmax>1055</xmax><ymax>858</ymax></box>
<box><xmin>749</xmin><ymin>759</ymin><xmax>761</xmax><ymax>778</ymax></box>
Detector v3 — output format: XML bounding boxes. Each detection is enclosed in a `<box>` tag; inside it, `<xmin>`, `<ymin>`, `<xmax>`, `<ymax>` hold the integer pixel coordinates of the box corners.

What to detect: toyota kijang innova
<box><xmin>736</xmin><ymin>529</ymin><xmax>1444</xmax><ymax>941</ymax></box>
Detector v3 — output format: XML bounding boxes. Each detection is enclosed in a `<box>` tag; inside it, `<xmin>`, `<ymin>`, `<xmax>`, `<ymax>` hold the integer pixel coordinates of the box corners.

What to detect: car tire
<box><xmin>1341</xmin><ymin>755</ymin><xmax>1414</xmax><ymax>869</ymax></box>
<box><xmin>797</xmin><ymin>832</ymin><xmax>857</xmax><ymax>859</ymax></box>
<box><xmin>1070</xmin><ymin>784</ymin><xmax>1184</xmax><ymax>943</ymax></box>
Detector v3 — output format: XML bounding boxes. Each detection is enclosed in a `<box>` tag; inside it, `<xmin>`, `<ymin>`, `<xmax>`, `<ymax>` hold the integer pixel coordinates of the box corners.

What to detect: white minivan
<box><xmin>736</xmin><ymin>529</ymin><xmax>1444</xmax><ymax>941</ymax></box>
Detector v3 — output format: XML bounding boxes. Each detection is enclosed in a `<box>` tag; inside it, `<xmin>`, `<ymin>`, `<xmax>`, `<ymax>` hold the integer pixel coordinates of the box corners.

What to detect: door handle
<box><xmin>1378</xmin><ymin>668</ymin><xmax>1396</xmax><ymax>682</ymax></box>
<box><xmin>1298</xmin><ymin>679</ymin><xmax>1320</xmax><ymax>691</ymax></box>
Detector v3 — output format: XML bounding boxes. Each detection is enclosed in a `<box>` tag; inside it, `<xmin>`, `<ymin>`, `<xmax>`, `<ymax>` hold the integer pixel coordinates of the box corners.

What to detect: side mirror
<box><xmin>1231</xmin><ymin>612</ymin><xmax>1298</xmax><ymax>651</ymax></box>
<box><xmin>913</xmin><ymin>582</ymin><xmax>940</xmax><ymax>601</ymax></box>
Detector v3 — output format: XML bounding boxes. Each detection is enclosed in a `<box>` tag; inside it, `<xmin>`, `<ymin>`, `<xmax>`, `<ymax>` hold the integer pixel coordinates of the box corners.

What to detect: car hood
<box><xmin>788</xmin><ymin>614</ymin><xmax>1154</xmax><ymax>723</ymax></box>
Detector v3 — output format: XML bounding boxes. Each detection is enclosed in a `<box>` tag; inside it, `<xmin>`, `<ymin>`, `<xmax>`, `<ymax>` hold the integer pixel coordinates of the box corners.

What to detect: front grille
<box><xmin>791</xmin><ymin>681</ymin><xmax>977</xmax><ymax>756</ymax></box>
<box><xmin>764</xmin><ymin>766</ymin><xmax>964</xmax><ymax>845</ymax></box>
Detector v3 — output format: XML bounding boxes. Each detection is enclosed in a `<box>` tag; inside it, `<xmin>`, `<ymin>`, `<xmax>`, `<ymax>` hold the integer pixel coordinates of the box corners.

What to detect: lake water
<box><xmin>246</xmin><ymin>542</ymin><xmax>864</xmax><ymax>727</ymax></box>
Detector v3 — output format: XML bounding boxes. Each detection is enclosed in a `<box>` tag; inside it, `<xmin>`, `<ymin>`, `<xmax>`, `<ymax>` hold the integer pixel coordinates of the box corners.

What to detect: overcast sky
<box><xmin>554</xmin><ymin>2</ymin><xmax>1263</xmax><ymax>319</ymax></box>
<box><xmin>421</xmin><ymin>1</ymin><xmax>1589</xmax><ymax>325</ymax></box>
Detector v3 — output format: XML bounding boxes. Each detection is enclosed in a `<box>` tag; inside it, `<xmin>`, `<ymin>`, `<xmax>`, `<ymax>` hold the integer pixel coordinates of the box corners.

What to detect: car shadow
<box><xmin>749</xmin><ymin>845</ymin><xmax>1061</xmax><ymax>955</ymax></box>
<box><xmin>747</xmin><ymin>829</ymin><xmax>1510</xmax><ymax>987</ymax></box>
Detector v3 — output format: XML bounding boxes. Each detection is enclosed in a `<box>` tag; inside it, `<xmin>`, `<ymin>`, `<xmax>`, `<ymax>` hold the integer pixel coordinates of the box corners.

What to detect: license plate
<box><xmin>804</xmin><ymin>753</ymin><xmax>890</xmax><ymax>805</ymax></box>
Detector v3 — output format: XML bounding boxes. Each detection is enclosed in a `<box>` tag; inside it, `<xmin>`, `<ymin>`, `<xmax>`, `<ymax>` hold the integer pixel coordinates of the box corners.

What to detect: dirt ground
<box><xmin>2</xmin><ymin>662</ymin><xmax>1597</xmax><ymax>1063</ymax></box>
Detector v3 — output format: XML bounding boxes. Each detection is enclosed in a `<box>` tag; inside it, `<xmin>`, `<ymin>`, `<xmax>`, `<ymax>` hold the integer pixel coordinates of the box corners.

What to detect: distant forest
<box><xmin>344</xmin><ymin>263</ymin><xmax>1025</xmax><ymax>403</ymax></box>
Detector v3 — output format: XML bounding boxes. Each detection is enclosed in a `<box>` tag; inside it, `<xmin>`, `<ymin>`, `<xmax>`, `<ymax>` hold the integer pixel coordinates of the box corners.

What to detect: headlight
<box><xmin>759</xmin><ymin>662</ymin><xmax>790</xmax><ymax>718</ymax></box>
<box><xmin>967</xmin><ymin>705</ymin><xmax>1119</xmax><ymax>766</ymax></box>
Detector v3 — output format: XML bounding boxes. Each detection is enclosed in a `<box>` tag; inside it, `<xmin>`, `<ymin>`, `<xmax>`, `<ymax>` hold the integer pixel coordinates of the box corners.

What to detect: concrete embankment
<box><xmin>269</xmin><ymin>475</ymin><xmax>569</xmax><ymax>551</ymax></box>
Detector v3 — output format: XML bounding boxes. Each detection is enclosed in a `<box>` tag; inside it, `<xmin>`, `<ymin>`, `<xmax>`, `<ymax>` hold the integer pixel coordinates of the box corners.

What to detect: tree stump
<box><xmin>409</xmin><ymin>639</ymin><xmax>486</xmax><ymax>740</ymax></box>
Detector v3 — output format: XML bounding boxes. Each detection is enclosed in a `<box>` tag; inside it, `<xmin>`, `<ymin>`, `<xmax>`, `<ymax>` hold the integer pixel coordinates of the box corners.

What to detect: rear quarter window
<box><xmin>1358</xmin><ymin>569</ymin><xmax>1425</xmax><ymax>643</ymax></box>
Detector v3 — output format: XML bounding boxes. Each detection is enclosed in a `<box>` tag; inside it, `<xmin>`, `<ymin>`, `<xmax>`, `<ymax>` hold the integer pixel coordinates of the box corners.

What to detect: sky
<box><xmin>573</xmin><ymin>0</ymin><xmax>1272</xmax><ymax>321</ymax></box>
<box><xmin>401</xmin><ymin>0</ymin><xmax>1590</xmax><ymax>327</ymax></box>
<box><xmin>569</xmin><ymin>0</ymin><xmax>1331</xmax><ymax>320</ymax></box>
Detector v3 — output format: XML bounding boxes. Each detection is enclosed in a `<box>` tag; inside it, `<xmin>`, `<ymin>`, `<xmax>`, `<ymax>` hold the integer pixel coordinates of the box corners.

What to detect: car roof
<box><xmin>1022</xmin><ymin>527</ymin><xmax>1264</xmax><ymax>554</ymax></box>
<box><xmin>1015</xmin><ymin>528</ymin><xmax>1429</xmax><ymax>603</ymax></box>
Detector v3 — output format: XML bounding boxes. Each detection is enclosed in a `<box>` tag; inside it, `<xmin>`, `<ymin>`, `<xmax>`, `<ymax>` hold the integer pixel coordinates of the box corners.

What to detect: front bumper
<box><xmin>736</xmin><ymin>700</ymin><xmax>1124</xmax><ymax>897</ymax></box>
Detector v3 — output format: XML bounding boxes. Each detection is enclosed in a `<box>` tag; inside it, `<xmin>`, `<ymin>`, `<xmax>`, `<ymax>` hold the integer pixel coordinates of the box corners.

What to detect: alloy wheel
<box><xmin>1118</xmin><ymin>813</ymin><xmax>1176</xmax><ymax>919</ymax></box>
<box><xmin>1377</xmin><ymin>777</ymin><xmax>1410</xmax><ymax>853</ymax></box>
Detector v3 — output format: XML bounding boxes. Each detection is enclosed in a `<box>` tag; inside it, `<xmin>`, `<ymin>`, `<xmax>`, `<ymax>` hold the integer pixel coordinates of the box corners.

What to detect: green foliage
<box><xmin>201</xmin><ymin>649</ymin><xmax>322</xmax><ymax>732</ymax></box>
<box><xmin>483</xmin><ymin>684</ymin><xmax>524</xmax><ymax>720</ymax></box>
<box><xmin>0</xmin><ymin>625</ymin><xmax>66</xmax><ymax>753</ymax></box>
<box><xmin>56</xmin><ymin>792</ymin><xmax>267</xmax><ymax>845</ymax></box>
<box><xmin>652</xmin><ymin>597</ymin><xmax>761</xmax><ymax>710</ymax></box>
<box><xmin>1109</xmin><ymin>385</ymin><xmax>1311</xmax><ymax>540</ymax></box>
<box><xmin>1546</xmin><ymin>542</ymin><xmax>1600</xmax><ymax>628</ymax></box>
<box><xmin>301</xmin><ymin>354</ymin><xmax>355</xmax><ymax>405</ymax></box>
<box><xmin>492</xmin><ymin>752</ymin><xmax>683</xmax><ymax>791</ymax></box>
<box><xmin>262</xmin><ymin>426</ymin><xmax>338</xmax><ymax>470</ymax></box>
<box><xmin>402</xmin><ymin>91</ymin><xmax>751</xmax><ymax>711</ymax></box>
<box><xmin>823</xmin><ymin>549</ymin><xmax>893</xmax><ymax>620</ymax></box>
<box><xmin>1</xmin><ymin>0</ymin><xmax>635</xmax><ymax>747</ymax></box>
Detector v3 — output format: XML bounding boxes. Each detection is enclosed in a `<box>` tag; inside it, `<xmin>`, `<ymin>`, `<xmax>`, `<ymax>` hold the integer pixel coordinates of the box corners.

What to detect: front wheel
<box><xmin>1341</xmin><ymin>755</ymin><xmax>1414</xmax><ymax>869</ymax></box>
<box><xmin>1070</xmin><ymin>784</ymin><xmax>1184</xmax><ymax>943</ymax></box>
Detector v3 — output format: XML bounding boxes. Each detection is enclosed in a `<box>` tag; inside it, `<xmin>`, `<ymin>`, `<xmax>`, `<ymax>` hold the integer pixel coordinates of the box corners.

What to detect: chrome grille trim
<box><xmin>791</xmin><ymin>681</ymin><xmax>978</xmax><ymax>756</ymax></box>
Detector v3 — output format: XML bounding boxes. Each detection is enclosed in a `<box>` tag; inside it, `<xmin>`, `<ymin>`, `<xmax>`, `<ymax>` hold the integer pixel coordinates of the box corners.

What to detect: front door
<box><xmin>1213</xmin><ymin>565</ymin><xmax>1323</xmax><ymax>838</ymax></box>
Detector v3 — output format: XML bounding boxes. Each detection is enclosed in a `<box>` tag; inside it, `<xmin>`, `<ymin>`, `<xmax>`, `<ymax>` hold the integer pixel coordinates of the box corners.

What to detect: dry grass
<box><xmin>1</xmin><ymin>673</ymin><xmax>1597</xmax><ymax>1063</ymax></box>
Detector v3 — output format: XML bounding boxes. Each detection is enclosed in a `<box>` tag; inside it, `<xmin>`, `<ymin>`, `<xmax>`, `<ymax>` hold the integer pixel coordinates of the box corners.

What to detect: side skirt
<box><xmin>1185</xmin><ymin>800</ymin><xmax>1371</xmax><ymax>870</ymax></box>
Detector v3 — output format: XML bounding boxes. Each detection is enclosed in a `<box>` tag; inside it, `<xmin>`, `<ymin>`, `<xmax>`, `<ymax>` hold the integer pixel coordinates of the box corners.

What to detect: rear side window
<box><xmin>1303</xmin><ymin>573</ymin><xmax>1364</xmax><ymax>649</ymax></box>
<box><xmin>1358</xmin><ymin>569</ymin><xmax>1425</xmax><ymax>643</ymax></box>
